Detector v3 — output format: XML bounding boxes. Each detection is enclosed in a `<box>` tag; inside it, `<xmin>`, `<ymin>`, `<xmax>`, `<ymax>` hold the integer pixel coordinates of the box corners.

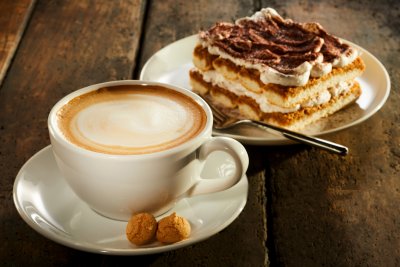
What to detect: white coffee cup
<box><xmin>48</xmin><ymin>80</ymin><xmax>249</xmax><ymax>221</ymax></box>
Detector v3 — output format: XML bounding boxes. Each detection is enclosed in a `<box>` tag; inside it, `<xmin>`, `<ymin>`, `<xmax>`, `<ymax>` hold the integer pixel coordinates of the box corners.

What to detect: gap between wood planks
<box><xmin>132</xmin><ymin>0</ymin><xmax>150</xmax><ymax>79</ymax></box>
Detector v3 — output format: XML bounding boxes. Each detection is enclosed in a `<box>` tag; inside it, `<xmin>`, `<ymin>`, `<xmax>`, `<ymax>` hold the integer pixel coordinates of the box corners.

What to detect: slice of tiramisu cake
<box><xmin>189</xmin><ymin>8</ymin><xmax>365</xmax><ymax>130</ymax></box>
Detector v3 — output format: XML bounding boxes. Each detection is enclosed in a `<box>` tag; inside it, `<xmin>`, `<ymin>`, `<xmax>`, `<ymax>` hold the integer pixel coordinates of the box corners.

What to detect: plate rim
<box><xmin>140</xmin><ymin>34</ymin><xmax>391</xmax><ymax>145</ymax></box>
<box><xmin>13</xmin><ymin>145</ymin><xmax>249</xmax><ymax>255</ymax></box>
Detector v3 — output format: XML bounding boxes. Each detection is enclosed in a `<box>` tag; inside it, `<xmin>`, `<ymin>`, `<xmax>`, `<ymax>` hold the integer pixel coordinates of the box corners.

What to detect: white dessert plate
<box><xmin>13</xmin><ymin>146</ymin><xmax>248</xmax><ymax>255</ymax></box>
<box><xmin>140</xmin><ymin>35</ymin><xmax>391</xmax><ymax>145</ymax></box>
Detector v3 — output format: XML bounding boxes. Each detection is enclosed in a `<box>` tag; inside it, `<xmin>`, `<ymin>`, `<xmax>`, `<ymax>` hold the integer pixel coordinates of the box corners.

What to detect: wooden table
<box><xmin>1</xmin><ymin>1</ymin><xmax>399</xmax><ymax>266</ymax></box>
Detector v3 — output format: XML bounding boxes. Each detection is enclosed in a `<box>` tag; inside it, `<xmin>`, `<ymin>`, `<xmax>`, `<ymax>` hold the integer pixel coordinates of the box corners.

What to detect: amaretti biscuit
<box><xmin>126</xmin><ymin>213</ymin><xmax>157</xmax><ymax>245</ymax></box>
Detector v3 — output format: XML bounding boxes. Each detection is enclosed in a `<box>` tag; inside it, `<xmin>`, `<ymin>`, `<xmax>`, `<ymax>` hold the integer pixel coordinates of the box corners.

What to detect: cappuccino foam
<box><xmin>57</xmin><ymin>85</ymin><xmax>207</xmax><ymax>155</ymax></box>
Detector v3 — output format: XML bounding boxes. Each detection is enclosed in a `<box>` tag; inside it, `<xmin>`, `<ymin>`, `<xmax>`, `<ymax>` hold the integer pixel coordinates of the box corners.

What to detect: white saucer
<box><xmin>13</xmin><ymin>146</ymin><xmax>248</xmax><ymax>255</ymax></box>
<box><xmin>140</xmin><ymin>35</ymin><xmax>391</xmax><ymax>145</ymax></box>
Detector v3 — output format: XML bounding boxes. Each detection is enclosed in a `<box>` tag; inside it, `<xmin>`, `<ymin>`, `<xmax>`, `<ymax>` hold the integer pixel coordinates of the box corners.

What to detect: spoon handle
<box><xmin>249</xmin><ymin>120</ymin><xmax>349</xmax><ymax>155</ymax></box>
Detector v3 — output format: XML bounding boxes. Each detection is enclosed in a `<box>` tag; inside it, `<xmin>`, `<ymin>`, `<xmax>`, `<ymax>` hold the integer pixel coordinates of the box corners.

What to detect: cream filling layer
<box><xmin>199</xmin><ymin>70</ymin><xmax>353</xmax><ymax>113</ymax></box>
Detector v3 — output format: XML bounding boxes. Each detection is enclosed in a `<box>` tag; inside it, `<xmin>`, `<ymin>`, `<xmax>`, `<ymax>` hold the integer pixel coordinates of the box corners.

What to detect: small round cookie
<box><xmin>156</xmin><ymin>212</ymin><xmax>191</xmax><ymax>243</ymax></box>
<box><xmin>126</xmin><ymin>212</ymin><xmax>157</xmax><ymax>245</ymax></box>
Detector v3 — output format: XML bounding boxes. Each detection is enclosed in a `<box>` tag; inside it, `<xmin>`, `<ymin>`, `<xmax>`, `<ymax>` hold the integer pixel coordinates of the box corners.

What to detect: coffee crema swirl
<box><xmin>57</xmin><ymin>85</ymin><xmax>207</xmax><ymax>155</ymax></box>
<box><xmin>198</xmin><ymin>8</ymin><xmax>359</xmax><ymax>86</ymax></box>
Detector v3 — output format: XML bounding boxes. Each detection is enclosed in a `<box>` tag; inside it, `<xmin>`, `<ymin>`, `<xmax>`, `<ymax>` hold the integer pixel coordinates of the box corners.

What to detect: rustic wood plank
<box><xmin>262</xmin><ymin>1</ymin><xmax>400</xmax><ymax>266</ymax></box>
<box><xmin>136</xmin><ymin>1</ymin><xmax>268</xmax><ymax>266</ymax></box>
<box><xmin>0</xmin><ymin>0</ymin><xmax>36</xmax><ymax>85</ymax></box>
<box><xmin>0</xmin><ymin>0</ymin><xmax>146</xmax><ymax>265</ymax></box>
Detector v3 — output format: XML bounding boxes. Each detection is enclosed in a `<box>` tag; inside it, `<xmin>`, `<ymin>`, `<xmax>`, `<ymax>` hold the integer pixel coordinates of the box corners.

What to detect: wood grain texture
<box><xmin>0</xmin><ymin>0</ymin><xmax>36</xmax><ymax>85</ymax></box>
<box><xmin>261</xmin><ymin>1</ymin><xmax>400</xmax><ymax>266</ymax></box>
<box><xmin>0</xmin><ymin>0</ymin><xmax>146</xmax><ymax>265</ymax></box>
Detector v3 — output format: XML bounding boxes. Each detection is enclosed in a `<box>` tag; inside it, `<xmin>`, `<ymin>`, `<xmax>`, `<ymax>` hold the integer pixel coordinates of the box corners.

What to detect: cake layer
<box><xmin>193</xmin><ymin>45</ymin><xmax>365</xmax><ymax>108</ymax></box>
<box><xmin>190</xmin><ymin>70</ymin><xmax>362</xmax><ymax>130</ymax></box>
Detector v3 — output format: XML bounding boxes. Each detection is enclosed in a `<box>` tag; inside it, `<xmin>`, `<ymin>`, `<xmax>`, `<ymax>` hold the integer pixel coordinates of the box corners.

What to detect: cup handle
<box><xmin>187</xmin><ymin>137</ymin><xmax>249</xmax><ymax>196</ymax></box>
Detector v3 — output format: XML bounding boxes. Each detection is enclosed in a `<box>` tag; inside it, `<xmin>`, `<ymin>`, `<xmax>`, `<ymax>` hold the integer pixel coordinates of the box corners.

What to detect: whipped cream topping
<box><xmin>199</xmin><ymin>8</ymin><xmax>359</xmax><ymax>87</ymax></box>
<box><xmin>199</xmin><ymin>70</ymin><xmax>353</xmax><ymax>113</ymax></box>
